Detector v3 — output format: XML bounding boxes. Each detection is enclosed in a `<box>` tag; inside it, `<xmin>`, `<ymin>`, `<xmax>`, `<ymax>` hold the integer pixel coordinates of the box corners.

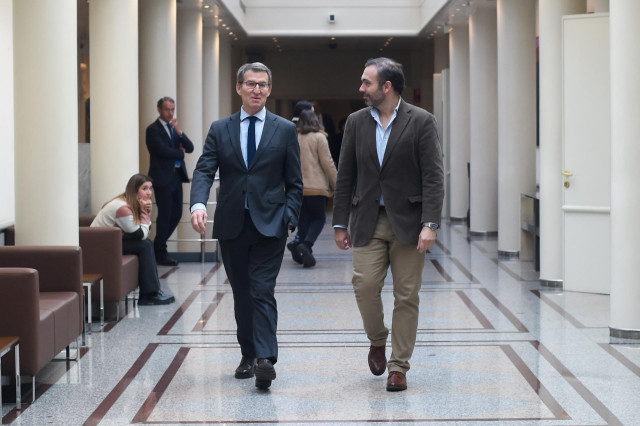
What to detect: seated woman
<box><xmin>91</xmin><ymin>173</ymin><xmax>175</xmax><ymax>305</ymax></box>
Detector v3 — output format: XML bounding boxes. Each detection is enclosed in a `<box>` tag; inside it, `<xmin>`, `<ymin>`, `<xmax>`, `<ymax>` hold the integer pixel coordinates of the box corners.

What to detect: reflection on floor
<box><xmin>3</xmin><ymin>221</ymin><xmax>640</xmax><ymax>425</ymax></box>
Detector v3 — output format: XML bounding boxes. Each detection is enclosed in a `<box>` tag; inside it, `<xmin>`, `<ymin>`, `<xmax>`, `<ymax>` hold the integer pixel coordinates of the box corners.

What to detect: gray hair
<box><xmin>157</xmin><ymin>96</ymin><xmax>175</xmax><ymax>108</ymax></box>
<box><xmin>236</xmin><ymin>62</ymin><xmax>272</xmax><ymax>86</ymax></box>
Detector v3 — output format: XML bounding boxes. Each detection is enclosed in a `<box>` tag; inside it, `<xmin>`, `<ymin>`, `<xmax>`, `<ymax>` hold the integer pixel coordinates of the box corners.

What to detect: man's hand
<box><xmin>417</xmin><ymin>227</ymin><xmax>436</xmax><ymax>253</ymax></box>
<box><xmin>334</xmin><ymin>228</ymin><xmax>352</xmax><ymax>250</ymax></box>
<box><xmin>191</xmin><ymin>209</ymin><xmax>207</xmax><ymax>234</ymax></box>
<box><xmin>170</xmin><ymin>118</ymin><xmax>182</xmax><ymax>136</ymax></box>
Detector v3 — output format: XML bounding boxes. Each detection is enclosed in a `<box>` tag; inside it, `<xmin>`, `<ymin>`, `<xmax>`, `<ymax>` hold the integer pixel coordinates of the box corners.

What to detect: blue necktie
<box><xmin>167</xmin><ymin>124</ymin><xmax>175</xmax><ymax>147</ymax></box>
<box><xmin>247</xmin><ymin>116</ymin><xmax>257</xmax><ymax>167</ymax></box>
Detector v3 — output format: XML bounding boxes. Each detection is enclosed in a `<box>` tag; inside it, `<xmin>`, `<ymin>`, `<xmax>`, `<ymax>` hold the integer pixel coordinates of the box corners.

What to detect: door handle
<box><xmin>562</xmin><ymin>170</ymin><xmax>572</xmax><ymax>188</ymax></box>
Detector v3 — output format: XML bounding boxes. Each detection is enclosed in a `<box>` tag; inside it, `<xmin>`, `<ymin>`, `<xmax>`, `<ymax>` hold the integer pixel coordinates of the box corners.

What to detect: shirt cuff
<box><xmin>191</xmin><ymin>203</ymin><xmax>206</xmax><ymax>213</ymax></box>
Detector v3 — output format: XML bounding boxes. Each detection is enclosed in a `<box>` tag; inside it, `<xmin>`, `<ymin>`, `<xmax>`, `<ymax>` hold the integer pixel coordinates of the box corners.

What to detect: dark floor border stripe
<box><xmin>192</xmin><ymin>292</ymin><xmax>225</xmax><ymax>332</ymax></box>
<box><xmin>490</xmin><ymin>258</ymin><xmax>526</xmax><ymax>281</ymax></box>
<box><xmin>2</xmin><ymin>347</ymin><xmax>89</xmax><ymax>424</ymax></box>
<box><xmin>159</xmin><ymin>266</ymin><xmax>179</xmax><ymax>279</ymax></box>
<box><xmin>431</xmin><ymin>259</ymin><xmax>453</xmax><ymax>282</ymax></box>
<box><xmin>132</xmin><ymin>347</ymin><xmax>190</xmax><ymax>423</ymax></box>
<box><xmin>450</xmin><ymin>257</ymin><xmax>480</xmax><ymax>283</ymax></box>
<box><xmin>102</xmin><ymin>300</ymin><xmax>135</xmax><ymax>333</ymax></box>
<box><xmin>468</xmin><ymin>239</ymin><xmax>490</xmax><ymax>253</ymax></box>
<box><xmin>530</xmin><ymin>290</ymin><xmax>585</xmax><ymax>328</ymax></box>
<box><xmin>500</xmin><ymin>344</ymin><xmax>569</xmax><ymax>419</ymax></box>
<box><xmin>532</xmin><ymin>341</ymin><xmax>623</xmax><ymax>426</ymax></box>
<box><xmin>434</xmin><ymin>239</ymin><xmax>451</xmax><ymax>255</ymax></box>
<box><xmin>456</xmin><ymin>291</ymin><xmax>494</xmax><ymax>329</ymax></box>
<box><xmin>479</xmin><ymin>288</ymin><xmax>529</xmax><ymax>332</ymax></box>
<box><xmin>157</xmin><ymin>290</ymin><xmax>201</xmax><ymax>335</ymax></box>
<box><xmin>198</xmin><ymin>262</ymin><xmax>222</xmax><ymax>286</ymax></box>
<box><xmin>598</xmin><ymin>343</ymin><xmax>640</xmax><ymax>378</ymax></box>
<box><xmin>83</xmin><ymin>343</ymin><xmax>159</xmax><ymax>426</ymax></box>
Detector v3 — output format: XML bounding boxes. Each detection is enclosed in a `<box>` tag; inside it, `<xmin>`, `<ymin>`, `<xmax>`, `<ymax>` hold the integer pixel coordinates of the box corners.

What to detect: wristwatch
<box><xmin>422</xmin><ymin>222</ymin><xmax>439</xmax><ymax>231</ymax></box>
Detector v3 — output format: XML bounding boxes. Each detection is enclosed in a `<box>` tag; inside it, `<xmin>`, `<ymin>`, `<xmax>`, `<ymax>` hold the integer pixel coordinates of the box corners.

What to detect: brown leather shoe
<box><xmin>386</xmin><ymin>371</ymin><xmax>407</xmax><ymax>392</ymax></box>
<box><xmin>368</xmin><ymin>345</ymin><xmax>387</xmax><ymax>376</ymax></box>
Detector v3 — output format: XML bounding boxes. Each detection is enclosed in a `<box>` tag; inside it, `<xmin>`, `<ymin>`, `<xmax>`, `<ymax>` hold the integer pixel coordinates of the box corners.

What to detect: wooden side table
<box><xmin>0</xmin><ymin>336</ymin><xmax>21</xmax><ymax>411</ymax></box>
<box><xmin>82</xmin><ymin>273</ymin><xmax>104</xmax><ymax>344</ymax></box>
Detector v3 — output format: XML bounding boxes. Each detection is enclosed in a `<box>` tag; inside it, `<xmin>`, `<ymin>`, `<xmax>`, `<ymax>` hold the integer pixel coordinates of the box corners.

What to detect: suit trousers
<box><xmin>219</xmin><ymin>212</ymin><xmax>287</xmax><ymax>364</ymax></box>
<box><xmin>122</xmin><ymin>238</ymin><xmax>161</xmax><ymax>296</ymax></box>
<box><xmin>296</xmin><ymin>195</ymin><xmax>328</xmax><ymax>248</ymax></box>
<box><xmin>352</xmin><ymin>208</ymin><xmax>425</xmax><ymax>374</ymax></box>
<box><xmin>153</xmin><ymin>172</ymin><xmax>183</xmax><ymax>257</ymax></box>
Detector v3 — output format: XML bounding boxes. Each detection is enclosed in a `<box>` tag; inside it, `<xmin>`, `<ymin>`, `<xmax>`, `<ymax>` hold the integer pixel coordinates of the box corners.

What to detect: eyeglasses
<box><xmin>243</xmin><ymin>81</ymin><xmax>270</xmax><ymax>91</ymax></box>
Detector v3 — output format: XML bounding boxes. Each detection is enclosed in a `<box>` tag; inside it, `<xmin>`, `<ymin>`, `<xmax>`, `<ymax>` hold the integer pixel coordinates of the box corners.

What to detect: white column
<box><xmin>610</xmin><ymin>1</ymin><xmax>640</xmax><ymax>337</ymax></box>
<box><xmin>203</xmin><ymin>26</ymin><xmax>220</xmax><ymax>132</ymax></box>
<box><xmin>497</xmin><ymin>0</ymin><xmax>536</xmax><ymax>256</ymax></box>
<box><xmin>89</xmin><ymin>0</ymin><xmax>139</xmax><ymax>213</ymax></box>
<box><xmin>0</xmin><ymin>1</ymin><xmax>14</xmax><ymax>230</ymax></box>
<box><xmin>139</xmin><ymin>0</ymin><xmax>177</xmax><ymax>176</ymax></box>
<box><xmin>448</xmin><ymin>25</ymin><xmax>470</xmax><ymax>221</ymax></box>
<box><xmin>469</xmin><ymin>6</ymin><xmax>498</xmax><ymax>234</ymax></box>
<box><xmin>176</xmin><ymin>7</ymin><xmax>203</xmax><ymax>253</ymax></box>
<box><xmin>538</xmin><ymin>0</ymin><xmax>585</xmax><ymax>284</ymax></box>
<box><xmin>14</xmin><ymin>0</ymin><xmax>78</xmax><ymax>245</ymax></box>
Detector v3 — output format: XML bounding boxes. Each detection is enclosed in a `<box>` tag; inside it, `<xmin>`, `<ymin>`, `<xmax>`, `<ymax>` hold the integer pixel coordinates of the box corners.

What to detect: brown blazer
<box><xmin>332</xmin><ymin>99</ymin><xmax>444</xmax><ymax>247</ymax></box>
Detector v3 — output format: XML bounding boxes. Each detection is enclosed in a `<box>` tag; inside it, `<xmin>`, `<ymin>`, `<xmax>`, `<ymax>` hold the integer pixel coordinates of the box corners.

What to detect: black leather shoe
<box><xmin>296</xmin><ymin>243</ymin><xmax>316</xmax><ymax>267</ymax></box>
<box><xmin>156</xmin><ymin>256</ymin><xmax>179</xmax><ymax>266</ymax></box>
<box><xmin>255</xmin><ymin>358</ymin><xmax>276</xmax><ymax>390</ymax></box>
<box><xmin>235</xmin><ymin>356</ymin><xmax>256</xmax><ymax>379</ymax></box>
<box><xmin>287</xmin><ymin>241</ymin><xmax>303</xmax><ymax>264</ymax></box>
<box><xmin>138</xmin><ymin>291</ymin><xmax>175</xmax><ymax>305</ymax></box>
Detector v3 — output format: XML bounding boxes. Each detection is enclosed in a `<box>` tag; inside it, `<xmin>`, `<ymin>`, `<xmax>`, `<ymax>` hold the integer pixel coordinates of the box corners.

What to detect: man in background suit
<box><xmin>146</xmin><ymin>96</ymin><xmax>194</xmax><ymax>266</ymax></box>
<box><xmin>190</xmin><ymin>63</ymin><xmax>302</xmax><ymax>390</ymax></box>
<box><xmin>333</xmin><ymin>57</ymin><xmax>444</xmax><ymax>392</ymax></box>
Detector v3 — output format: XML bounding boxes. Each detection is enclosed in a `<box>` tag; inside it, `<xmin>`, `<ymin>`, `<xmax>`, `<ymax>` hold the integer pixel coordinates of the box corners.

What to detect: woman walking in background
<box><xmin>291</xmin><ymin>109</ymin><xmax>337</xmax><ymax>267</ymax></box>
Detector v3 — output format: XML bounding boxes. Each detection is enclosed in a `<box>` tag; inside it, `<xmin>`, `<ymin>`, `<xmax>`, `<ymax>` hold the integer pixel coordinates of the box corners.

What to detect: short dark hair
<box><xmin>157</xmin><ymin>96</ymin><xmax>175</xmax><ymax>108</ymax></box>
<box><xmin>237</xmin><ymin>62</ymin><xmax>272</xmax><ymax>86</ymax></box>
<box><xmin>364</xmin><ymin>57</ymin><xmax>405</xmax><ymax>95</ymax></box>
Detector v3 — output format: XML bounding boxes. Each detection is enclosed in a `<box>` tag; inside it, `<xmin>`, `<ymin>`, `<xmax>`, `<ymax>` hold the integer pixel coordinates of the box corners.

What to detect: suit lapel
<box><xmin>381</xmin><ymin>100</ymin><xmax>410</xmax><ymax>170</ymax></box>
<box><xmin>226</xmin><ymin>113</ymin><xmax>245</xmax><ymax>168</ymax></box>
<box><xmin>156</xmin><ymin>119</ymin><xmax>171</xmax><ymax>144</ymax></box>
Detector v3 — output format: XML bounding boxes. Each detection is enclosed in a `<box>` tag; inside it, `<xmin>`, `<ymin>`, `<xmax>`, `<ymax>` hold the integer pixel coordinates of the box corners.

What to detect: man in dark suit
<box><xmin>333</xmin><ymin>58</ymin><xmax>444</xmax><ymax>392</ymax></box>
<box><xmin>190</xmin><ymin>63</ymin><xmax>302</xmax><ymax>390</ymax></box>
<box><xmin>146</xmin><ymin>96</ymin><xmax>194</xmax><ymax>266</ymax></box>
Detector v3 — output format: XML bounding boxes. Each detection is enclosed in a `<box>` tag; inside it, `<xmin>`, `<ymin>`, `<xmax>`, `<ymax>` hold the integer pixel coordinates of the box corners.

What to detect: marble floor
<box><xmin>2</xmin><ymin>220</ymin><xmax>640</xmax><ymax>425</ymax></box>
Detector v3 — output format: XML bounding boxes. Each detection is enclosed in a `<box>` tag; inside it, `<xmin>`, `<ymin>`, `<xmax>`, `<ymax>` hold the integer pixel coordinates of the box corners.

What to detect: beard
<box><xmin>363</xmin><ymin>87</ymin><xmax>384</xmax><ymax>107</ymax></box>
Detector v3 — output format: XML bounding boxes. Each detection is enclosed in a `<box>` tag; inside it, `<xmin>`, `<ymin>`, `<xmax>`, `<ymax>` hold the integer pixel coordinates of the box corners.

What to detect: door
<box><xmin>562</xmin><ymin>14</ymin><xmax>610</xmax><ymax>294</ymax></box>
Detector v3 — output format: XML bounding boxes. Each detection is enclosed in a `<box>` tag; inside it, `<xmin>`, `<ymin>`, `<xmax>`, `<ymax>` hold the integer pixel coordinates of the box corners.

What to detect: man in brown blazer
<box><xmin>333</xmin><ymin>57</ymin><xmax>444</xmax><ymax>392</ymax></box>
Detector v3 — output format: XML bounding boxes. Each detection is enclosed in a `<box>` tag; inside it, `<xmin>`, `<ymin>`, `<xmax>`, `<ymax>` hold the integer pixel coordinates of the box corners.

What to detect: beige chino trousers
<box><xmin>352</xmin><ymin>209</ymin><xmax>425</xmax><ymax>374</ymax></box>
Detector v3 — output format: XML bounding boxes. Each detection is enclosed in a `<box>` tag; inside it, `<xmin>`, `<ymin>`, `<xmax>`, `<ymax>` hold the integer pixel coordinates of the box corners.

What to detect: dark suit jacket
<box><xmin>146</xmin><ymin>119</ymin><xmax>195</xmax><ymax>187</ymax></box>
<box><xmin>190</xmin><ymin>110</ymin><xmax>303</xmax><ymax>240</ymax></box>
<box><xmin>332</xmin><ymin>99</ymin><xmax>444</xmax><ymax>247</ymax></box>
